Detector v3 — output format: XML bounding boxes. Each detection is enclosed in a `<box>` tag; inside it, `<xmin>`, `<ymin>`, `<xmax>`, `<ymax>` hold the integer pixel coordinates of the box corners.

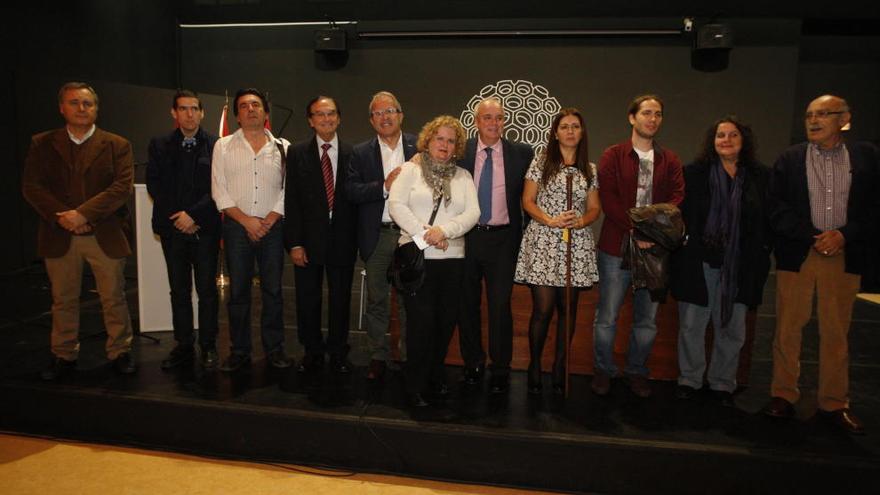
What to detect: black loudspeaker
<box><xmin>691</xmin><ymin>23</ymin><xmax>733</xmax><ymax>72</ymax></box>
<box><xmin>314</xmin><ymin>28</ymin><xmax>349</xmax><ymax>70</ymax></box>
<box><xmin>696</xmin><ymin>24</ymin><xmax>733</xmax><ymax>50</ymax></box>
<box><xmin>314</xmin><ymin>29</ymin><xmax>346</xmax><ymax>52</ymax></box>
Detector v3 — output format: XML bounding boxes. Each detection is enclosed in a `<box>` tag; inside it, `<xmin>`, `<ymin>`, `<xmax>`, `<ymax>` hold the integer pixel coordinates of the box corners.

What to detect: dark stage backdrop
<box><xmin>179</xmin><ymin>19</ymin><xmax>801</xmax><ymax>165</ymax></box>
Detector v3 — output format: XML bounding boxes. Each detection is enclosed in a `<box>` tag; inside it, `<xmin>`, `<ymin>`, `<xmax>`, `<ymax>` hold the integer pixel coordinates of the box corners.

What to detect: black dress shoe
<box><xmin>366</xmin><ymin>359</ymin><xmax>386</xmax><ymax>381</ymax></box>
<box><xmin>462</xmin><ymin>365</ymin><xmax>484</xmax><ymax>386</ymax></box>
<box><xmin>431</xmin><ymin>382</ymin><xmax>449</xmax><ymax>399</ymax></box>
<box><xmin>408</xmin><ymin>392</ymin><xmax>429</xmax><ymax>408</ymax></box>
<box><xmin>266</xmin><ymin>349</ymin><xmax>293</xmax><ymax>369</ymax></box>
<box><xmin>552</xmin><ymin>382</ymin><xmax>565</xmax><ymax>396</ymax></box>
<box><xmin>297</xmin><ymin>353</ymin><xmax>325</xmax><ymax>373</ymax></box>
<box><xmin>112</xmin><ymin>352</ymin><xmax>138</xmax><ymax>375</ymax></box>
<box><xmin>675</xmin><ymin>384</ymin><xmax>698</xmax><ymax>400</ymax></box>
<box><xmin>489</xmin><ymin>374</ymin><xmax>510</xmax><ymax>394</ymax></box>
<box><xmin>762</xmin><ymin>396</ymin><xmax>795</xmax><ymax>419</ymax></box>
<box><xmin>219</xmin><ymin>353</ymin><xmax>251</xmax><ymax>372</ymax></box>
<box><xmin>41</xmin><ymin>357</ymin><xmax>77</xmax><ymax>381</ymax></box>
<box><xmin>713</xmin><ymin>390</ymin><xmax>735</xmax><ymax>408</ymax></box>
<box><xmin>330</xmin><ymin>356</ymin><xmax>353</xmax><ymax>374</ymax></box>
<box><xmin>527</xmin><ymin>381</ymin><xmax>543</xmax><ymax>395</ymax></box>
<box><xmin>590</xmin><ymin>372</ymin><xmax>611</xmax><ymax>396</ymax></box>
<box><xmin>200</xmin><ymin>347</ymin><xmax>219</xmax><ymax>370</ymax></box>
<box><xmin>816</xmin><ymin>408</ymin><xmax>866</xmax><ymax>435</ymax></box>
<box><xmin>160</xmin><ymin>344</ymin><xmax>194</xmax><ymax>370</ymax></box>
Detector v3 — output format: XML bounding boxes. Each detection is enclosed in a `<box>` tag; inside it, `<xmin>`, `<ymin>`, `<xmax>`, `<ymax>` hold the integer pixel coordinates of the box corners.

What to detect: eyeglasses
<box><xmin>804</xmin><ymin>110</ymin><xmax>845</xmax><ymax>120</ymax></box>
<box><xmin>311</xmin><ymin>110</ymin><xmax>338</xmax><ymax>118</ymax></box>
<box><xmin>65</xmin><ymin>99</ymin><xmax>96</xmax><ymax>109</ymax></box>
<box><xmin>370</xmin><ymin>108</ymin><xmax>401</xmax><ymax>118</ymax></box>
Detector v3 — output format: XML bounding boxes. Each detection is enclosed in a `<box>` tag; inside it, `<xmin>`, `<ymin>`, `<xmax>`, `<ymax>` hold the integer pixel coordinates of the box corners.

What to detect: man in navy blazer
<box><xmin>284</xmin><ymin>96</ymin><xmax>358</xmax><ymax>373</ymax></box>
<box><xmin>763</xmin><ymin>94</ymin><xmax>880</xmax><ymax>435</ymax></box>
<box><xmin>146</xmin><ymin>89</ymin><xmax>220</xmax><ymax>370</ymax></box>
<box><xmin>457</xmin><ymin>97</ymin><xmax>534</xmax><ymax>393</ymax></box>
<box><xmin>346</xmin><ymin>91</ymin><xmax>417</xmax><ymax>381</ymax></box>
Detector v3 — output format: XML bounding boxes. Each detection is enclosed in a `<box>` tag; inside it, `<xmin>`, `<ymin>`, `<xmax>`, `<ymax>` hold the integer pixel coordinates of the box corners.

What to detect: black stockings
<box><xmin>527</xmin><ymin>285</ymin><xmax>580</xmax><ymax>385</ymax></box>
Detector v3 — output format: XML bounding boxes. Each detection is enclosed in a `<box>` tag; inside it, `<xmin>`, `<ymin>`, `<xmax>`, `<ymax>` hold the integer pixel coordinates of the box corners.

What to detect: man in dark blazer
<box><xmin>346</xmin><ymin>91</ymin><xmax>417</xmax><ymax>381</ymax></box>
<box><xmin>763</xmin><ymin>94</ymin><xmax>880</xmax><ymax>435</ymax></box>
<box><xmin>457</xmin><ymin>97</ymin><xmax>534</xmax><ymax>393</ymax></box>
<box><xmin>146</xmin><ymin>89</ymin><xmax>220</xmax><ymax>370</ymax></box>
<box><xmin>22</xmin><ymin>82</ymin><xmax>136</xmax><ymax>379</ymax></box>
<box><xmin>285</xmin><ymin>96</ymin><xmax>358</xmax><ymax>373</ymax></box>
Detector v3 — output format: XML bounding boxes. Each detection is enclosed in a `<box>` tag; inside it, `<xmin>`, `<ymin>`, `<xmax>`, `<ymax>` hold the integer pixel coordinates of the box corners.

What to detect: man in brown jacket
<box><xmin>22</xmin><ymin>82</ymin><xmax>137</xmax><ymax>380</ymax></box>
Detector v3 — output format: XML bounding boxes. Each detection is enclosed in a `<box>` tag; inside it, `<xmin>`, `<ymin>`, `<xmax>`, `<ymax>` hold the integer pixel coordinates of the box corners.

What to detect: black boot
<box><xmin>527</xmin><ymin>360</ymin><xmax>542</xmax><ymax>394</ymax></box>
<box><xmin>161</xmin><ymin>344</ymin><xmax>194</xmax><ymax>370</ymax></box>
<box><xmin>527</xmin><ymin>313</ymin><xmax>550</xmax><ymax>395</ymax></box>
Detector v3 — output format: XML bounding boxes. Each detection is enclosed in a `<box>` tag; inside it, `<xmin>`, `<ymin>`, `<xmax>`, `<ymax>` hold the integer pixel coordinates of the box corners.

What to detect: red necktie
<box><xmin>320</xmin><ymin>143</ymin><xmax>334</xmax><ymax>211</ymax></box>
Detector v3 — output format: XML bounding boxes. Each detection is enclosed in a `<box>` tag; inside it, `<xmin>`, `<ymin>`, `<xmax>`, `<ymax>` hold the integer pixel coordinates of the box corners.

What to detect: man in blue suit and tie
<box><xmin>458</xmin><ymin>97</ymin><xmax>534</xmax><ymax>393</ymax></box>
<box><xmin>346</xmin><ymin>91</ymin><xmax>417</xmax><ymax>381</ymax></box>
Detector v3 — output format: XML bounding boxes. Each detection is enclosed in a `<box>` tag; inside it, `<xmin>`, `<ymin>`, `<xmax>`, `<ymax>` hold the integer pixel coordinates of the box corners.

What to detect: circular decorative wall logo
<box><xmin>459</xmin><ymin>79</ymin><xmax>561</xmax><ymax>157</ymax></box>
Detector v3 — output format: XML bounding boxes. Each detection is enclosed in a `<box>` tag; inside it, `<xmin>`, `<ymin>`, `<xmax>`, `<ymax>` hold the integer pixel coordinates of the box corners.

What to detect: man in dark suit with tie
<box><xmin>458</xmin><ymin>97</ymin><xmax>534</xmax><ymax>393</ymax></box>
<box><xmin>346</xmin><ymin>91</ymin><xmax>417</xmax><ymax>381</ymax></box>
<box><xmin>285</xmin><ymin>96</ymin><xmax>358</xmax><ymax>373</ymax></box>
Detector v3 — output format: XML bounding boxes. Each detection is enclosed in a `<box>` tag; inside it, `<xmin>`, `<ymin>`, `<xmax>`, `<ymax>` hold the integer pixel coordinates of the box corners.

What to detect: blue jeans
<box><xmin>160</xmin><ymin>232</ymin><xmax>219</xmax><ymax>349</ymax></box>
<box><xmin>592</xmin><ymin>251</ymin><xmax>658</xmax><ymax>376</ymax></box>
<box><xmin>223</xmin><ymin>218</ymin><xmax>285</xmax><ymax>356</ymax></box>
<box><xmin>677</xmin><ymin>263</ymin><xmax>747</xmax><ymax>392</ymax></box>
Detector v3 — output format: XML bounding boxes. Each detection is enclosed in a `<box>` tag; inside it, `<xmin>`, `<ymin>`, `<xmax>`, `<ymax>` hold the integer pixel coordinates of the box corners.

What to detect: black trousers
<box><xmin>457</xmin><ymin>227</ymin><xmax>518</xmax><ymax>375</ymax></box>
<box><xmin>294</xmin><ymin>262</ymin><xmax>355</xmax><ymax>358</ymax></box>
<box><xmin>159</xmin><ymin>231</ymin><xmax>219</xmax><ymax>348</ymax></box>
<box><xmin>404</xmin><ymin>258</ymin><xmax>464</xmax><ymax>394</ymax></box>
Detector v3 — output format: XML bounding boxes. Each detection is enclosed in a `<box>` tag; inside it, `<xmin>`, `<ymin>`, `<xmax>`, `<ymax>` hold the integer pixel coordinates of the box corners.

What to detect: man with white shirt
<box><xmin>211</xmin><ymin>88</ymin><xmax>292</xmax><ymax>372</ymax></box>
<box><xmin>346</xmin><ymin>91</ymin><xmax>417</xmax><ymax>381</ymax></box>
<box><xmin>22</xmin><ymin>82</ymin><xmax>136</xmax><ymax>380</ymax></box>
<box><xmin>592</xmin><ymin>94</ymin><xmax>683</xmax><ymax>398</ymax></box>
<box><xmin>284</xmin><ymin>96</ymin><xmax>357</xmax><ymax>374</ymax></box>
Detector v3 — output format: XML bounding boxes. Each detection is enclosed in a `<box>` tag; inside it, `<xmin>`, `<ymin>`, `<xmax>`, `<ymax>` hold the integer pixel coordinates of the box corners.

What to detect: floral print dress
<box><xmin>514</xmin><ymin>158</ymin><xmax>599</xmax><ymax>287</ymax></box>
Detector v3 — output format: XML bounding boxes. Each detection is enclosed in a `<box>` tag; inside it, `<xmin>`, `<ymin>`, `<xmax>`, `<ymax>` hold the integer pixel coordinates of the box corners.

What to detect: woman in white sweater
<box><xmin>389</xmin><ymin>115</ymin><xmax>479</xmax><ymax>407</ymax></box>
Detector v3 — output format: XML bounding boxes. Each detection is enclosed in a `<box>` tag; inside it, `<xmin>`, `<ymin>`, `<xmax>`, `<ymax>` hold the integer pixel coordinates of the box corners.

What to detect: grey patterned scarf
<box><xmin>418</xmin><ymin>151</ymin><xmax>456</xmax><ymax>207</ymax></box>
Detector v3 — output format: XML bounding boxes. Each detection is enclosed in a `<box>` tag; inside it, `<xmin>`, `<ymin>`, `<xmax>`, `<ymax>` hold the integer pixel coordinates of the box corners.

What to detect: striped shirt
<box><xmin>806</xmin><ymin>143</ymin><xmax>851</xmax><ymax>232</ymax></box>
<box><xmin>211</xmin><ymin>128</ymin><xmax>289</xmax><ymax>218</ymax></box>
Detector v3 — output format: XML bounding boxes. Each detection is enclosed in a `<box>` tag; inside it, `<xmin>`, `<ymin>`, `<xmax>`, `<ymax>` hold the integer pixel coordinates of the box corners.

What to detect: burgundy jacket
<box><xmin>597</xmin><ymin>139</ymin><xmax>684</xmax><ymax>257</ymax></box>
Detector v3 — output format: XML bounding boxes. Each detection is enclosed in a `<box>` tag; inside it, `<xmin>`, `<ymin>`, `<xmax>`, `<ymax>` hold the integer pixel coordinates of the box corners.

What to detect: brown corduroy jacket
<box><xmin>22</xmin><ymin>127</ymin><xmax>133</xmax><ymax>258</ymax></box>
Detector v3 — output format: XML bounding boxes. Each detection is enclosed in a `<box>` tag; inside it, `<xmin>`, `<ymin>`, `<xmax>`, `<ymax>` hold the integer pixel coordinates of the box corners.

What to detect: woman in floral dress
<box><xmin>515</xmin><ymin>107</ymin><xmax>601</xmax><ymax>394</ymax></box>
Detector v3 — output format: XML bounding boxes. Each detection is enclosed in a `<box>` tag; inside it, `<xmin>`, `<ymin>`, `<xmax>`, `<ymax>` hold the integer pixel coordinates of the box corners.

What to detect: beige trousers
<box><xmin>44</xmin><ymin>236</ymin><xmax>133</xmax><ymax>360</ymax></box>
<box><xmin>772</xmin><ymin>249</ymin><xmax>860</xmax><ymax>411</ymax></box>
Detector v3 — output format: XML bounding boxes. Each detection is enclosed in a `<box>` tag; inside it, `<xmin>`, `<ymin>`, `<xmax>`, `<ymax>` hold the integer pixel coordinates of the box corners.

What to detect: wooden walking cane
<box><xmin>564</xmin><ymin>171</ymin><xmax>574</xmax><ymax>397</ymax></box>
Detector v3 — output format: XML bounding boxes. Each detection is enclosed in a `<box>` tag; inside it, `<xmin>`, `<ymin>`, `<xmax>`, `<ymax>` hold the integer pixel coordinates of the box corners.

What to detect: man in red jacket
<box><xmin>592</xmin><ymin>94</ymin><xmax>684</xmax><ymax>398</ymax></box>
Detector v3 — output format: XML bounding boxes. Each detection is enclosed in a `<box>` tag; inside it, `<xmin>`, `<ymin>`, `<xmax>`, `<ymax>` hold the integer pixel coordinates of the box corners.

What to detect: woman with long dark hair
<box><xmin>514</xmin><ymin>108</ymin><xmax>601</xmax><ymax>394</ymax></box>
<box><xmin>670</xmin><ymin>115</ymin><xmax>773</xmax><ymax>406</ymax></box>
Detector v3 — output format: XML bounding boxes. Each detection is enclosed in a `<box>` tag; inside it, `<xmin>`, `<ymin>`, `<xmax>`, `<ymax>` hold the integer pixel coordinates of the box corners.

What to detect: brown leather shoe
<box><xmin>762</xmin><ymin>396</ymin><xmax>795</xmax><ymax>419</ymax></box>
<box><xmin>591</xmin><ymin>372</ymin><xmax>611</xmax><ymax>396</ymax></box>
<box><xmin>626</xmin><ymin>373</ymin><xmax>652</xmax><ymax>398</ymax></box>
<box><xmin>366</xmin><ymin>359</ymin><xmax>386</xmax><ymax>381</ymax></box>
<box><xmin>817</xmin><ymin>408</ymin><xmax>866</xmax><ymax>435</ymax></box>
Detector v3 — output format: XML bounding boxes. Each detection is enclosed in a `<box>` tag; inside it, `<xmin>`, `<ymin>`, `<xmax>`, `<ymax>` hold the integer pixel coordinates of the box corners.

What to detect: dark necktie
<box><xmin>478</xmin><ymin>147</ymin><xmax>493</xmax><ymax>224</ymax></box>
<box><xmin>320</xmin><ymin>143</ymin><xmax>335</xmax><ymax>212</ymax></box>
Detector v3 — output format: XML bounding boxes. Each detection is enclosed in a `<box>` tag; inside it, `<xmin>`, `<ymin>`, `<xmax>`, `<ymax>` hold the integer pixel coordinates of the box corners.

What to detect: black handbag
<box><xmin>388</xmin><ymin>198</ymin><xmax>441</xmax><ymax>296</ymax></box>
